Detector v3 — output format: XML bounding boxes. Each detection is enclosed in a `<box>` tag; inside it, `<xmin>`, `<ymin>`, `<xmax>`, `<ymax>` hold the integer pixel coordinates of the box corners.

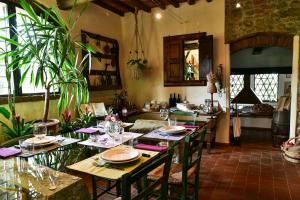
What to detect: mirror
<box><xmin>184</xmin><ymin>40</ymin><xmax>200</xmax><ymax>80</ymax></box>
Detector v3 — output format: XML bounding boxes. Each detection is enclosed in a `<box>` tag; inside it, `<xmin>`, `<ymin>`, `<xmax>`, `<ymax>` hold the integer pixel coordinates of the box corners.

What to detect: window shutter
<box><xmin>199</xmin><ymin>35</ymin><xmax>213</xmax><ymax>80</ymax></box>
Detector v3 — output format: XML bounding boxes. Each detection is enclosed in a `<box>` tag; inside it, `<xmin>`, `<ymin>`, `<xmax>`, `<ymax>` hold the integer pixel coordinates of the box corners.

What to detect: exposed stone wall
<box><xmin>225</xmin><ymin>0</ymin><xmax>300</xmax><ymax>42</ymax></box>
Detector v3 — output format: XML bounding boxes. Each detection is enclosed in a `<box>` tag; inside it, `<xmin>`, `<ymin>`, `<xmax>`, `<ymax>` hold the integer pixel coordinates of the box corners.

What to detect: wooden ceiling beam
<box><xmin>166</xmin><ymin>0</ymin><xmax>179</xmax><ymax>8</ymax></box>
<box><xmin>111</xmin><ymin>0</ymin><xmax>135</xmax><ymax>13</ymax></box>
<box><xmin>93</xmin><ymin>0</ymin><xmax>124</xmax><ymax>16</ymax></box>
<box><xmin>129</xmin><ymin>0</ymin><xmax>151</xmax><ymax>13</ymax></box>
<box><xmin>188</xmin><ymin>0</ymin><xmax>196</xmax><ymax>5</ymax></box>
<box><xmin>152</xmin><ymin>0</ymin><xmax>166</xmax><ymax>10</ymax></box>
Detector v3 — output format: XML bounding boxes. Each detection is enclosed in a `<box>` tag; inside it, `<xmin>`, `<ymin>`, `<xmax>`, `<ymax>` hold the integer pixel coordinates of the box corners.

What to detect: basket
<box><xmin>281</xmin><ymin>136</ymin><xmax>300</xmax><ymax>163</ymax></box>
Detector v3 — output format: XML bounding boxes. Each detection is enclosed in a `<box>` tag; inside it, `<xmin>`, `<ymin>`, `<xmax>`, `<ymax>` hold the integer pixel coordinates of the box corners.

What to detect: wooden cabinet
<box><xmin>163</xmin><ymin>32</ymin><xmax>213</xmax><ymax>86</ymax></box>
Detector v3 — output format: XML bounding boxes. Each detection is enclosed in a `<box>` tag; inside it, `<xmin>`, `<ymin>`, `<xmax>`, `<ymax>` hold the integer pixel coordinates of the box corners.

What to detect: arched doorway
<box><xmin>228</xmin><ymin>32</ymin><xmax>294</xmax><ymax>146</ymax></box>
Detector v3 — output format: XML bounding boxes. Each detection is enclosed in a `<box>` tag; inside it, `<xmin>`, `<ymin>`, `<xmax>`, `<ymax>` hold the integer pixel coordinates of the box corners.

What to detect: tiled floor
<box><xmin>81</xmin><ymin>129</ymin><xmax>300</xmax><ymax>200</ymax></box>
<box><xmin>200</xmin><ymin>129</ymin><xmax>299</xmax><ymax>200</ymax></box>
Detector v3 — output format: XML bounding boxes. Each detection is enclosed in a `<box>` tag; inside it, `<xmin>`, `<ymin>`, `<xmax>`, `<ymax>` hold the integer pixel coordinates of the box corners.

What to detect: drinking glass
<box><xmin>19</xmin><ymin>139</ymin><xmax>34</xmax><ymax>156</ymax></box>
<box><xmin>168</xmin><ymin>118</ymin><xmax>177</xmax><ymax>126</ymax></box>
<box><xmin>160</xmin><ymin>109</ymin><xmax>169</xmax><ymax>120</ymax></box>
<box><xmin>33</xmin><ymin>124</ymin><xmax>47</xmax><ymax>140</ymax></box>
<box><xmin>106</xmin><ymin>122</ymin><xmax>121</xmax><ymax>146</ymax></box>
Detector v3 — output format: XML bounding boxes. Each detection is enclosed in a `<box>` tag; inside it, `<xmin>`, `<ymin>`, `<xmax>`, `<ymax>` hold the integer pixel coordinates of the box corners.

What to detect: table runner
<box><xmin>67</xmin><ymin>145</ymin><xmax>158</xmax><ymax>180</ymax></box>
<box><xmin>142</xmin><ymin>129</ymin><xmax>195</xmax><ymax>141</ymax></box>
<box><xmin>78</xmin><ymin>132</ymin><xmax>142</xmax><ymax>148</ymax></box>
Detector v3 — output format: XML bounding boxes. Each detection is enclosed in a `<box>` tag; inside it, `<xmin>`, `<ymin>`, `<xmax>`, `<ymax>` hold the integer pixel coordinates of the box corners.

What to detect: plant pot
<box><xmin>34</xmin><ymin>119</ymin><xmax>60</xmax><ymax>135</ymax></box>
<box><xmin>56</xmin><ymin>0</ymin><xmax>92</xmax><ymax>10</ymax></box>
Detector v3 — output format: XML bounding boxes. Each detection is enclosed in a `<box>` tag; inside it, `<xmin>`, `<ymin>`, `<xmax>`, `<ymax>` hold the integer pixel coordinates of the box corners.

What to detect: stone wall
<box><xmin>225</xmin><ymin>0</ymin><xmax>300</xmax><ymax>42</ymax></box>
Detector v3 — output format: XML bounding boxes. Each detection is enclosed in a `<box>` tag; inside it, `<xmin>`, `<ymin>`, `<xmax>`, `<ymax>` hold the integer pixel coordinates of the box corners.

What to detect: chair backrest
<box><xmin>169</xmin><ymin>111</ymin><xmax>198</xmax><ymax>125</ymax></box>
<box><xmin>120</xmin><ymin>148</ymin><xmax>174</xmax><ymax>200</ymax></box>
<box><xmin>181</xmin><ymin>126</ymin><xmax>206</xmax><ymax>198</ymax></box>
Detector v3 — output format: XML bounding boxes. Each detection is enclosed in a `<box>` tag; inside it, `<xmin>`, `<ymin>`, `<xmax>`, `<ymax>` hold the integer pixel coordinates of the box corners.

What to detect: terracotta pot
<box><xmin>56</xmin><ymin>0</ymin><xmax>91</xmax><ymax>10</ymax></box>
<box><xmin>34</xmin><ymin>119</ymin><xmax>60</xmax><ymax>135</ymax></box>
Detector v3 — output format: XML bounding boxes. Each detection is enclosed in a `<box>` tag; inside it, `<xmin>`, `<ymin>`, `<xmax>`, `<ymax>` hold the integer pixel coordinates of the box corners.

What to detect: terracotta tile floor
<box><xmin>79</xmin><ymin>129</ymin><xmax>300</xmax><ymax>200</ymax></box>
<box><xmin>199</xmin><ymin>129</ymin><xmax>300</xmax><ymax>200</ymax></box>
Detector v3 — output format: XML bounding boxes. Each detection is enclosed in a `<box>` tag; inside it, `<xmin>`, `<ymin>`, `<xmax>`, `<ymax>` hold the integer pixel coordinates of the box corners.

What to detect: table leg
<box><xmin>207</xmin><ymin>131</ymin><xmax>212</xmax><ymax>154</ymax></box>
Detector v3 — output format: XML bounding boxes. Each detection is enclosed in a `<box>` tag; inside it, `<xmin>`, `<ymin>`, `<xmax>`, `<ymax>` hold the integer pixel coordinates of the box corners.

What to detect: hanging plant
<box><xmin>127</xmin><ymin>9</ymin><xmax>149</xmax><ymax>80</ymax></box>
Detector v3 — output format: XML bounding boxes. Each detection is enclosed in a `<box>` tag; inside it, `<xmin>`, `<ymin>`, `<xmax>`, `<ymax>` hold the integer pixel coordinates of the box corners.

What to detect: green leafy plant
<box><xmin>0</xmin><ymin>48</ymin><xmax>32</xmax><ymax>139</ymax></box>
<box><xmin>0</xmin><ymin>107</ymin><xmax>32</xmax><ymax>138</ymax></box>
<box><xmin>184</xmin><ymin>51</ymin><xmax>193</xmax><ymax>80</ymax></box>
<box><xmin>0</xmin><ymin>0</ymin><xmax>94</xmax><ymax>123</ymax></box>
<box><xmin>127</xmin><ymin>58</ymin><xmax>148</xmax><ymax>70</ymax></box>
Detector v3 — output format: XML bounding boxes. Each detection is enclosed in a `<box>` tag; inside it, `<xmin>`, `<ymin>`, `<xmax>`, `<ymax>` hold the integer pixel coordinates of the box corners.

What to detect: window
<box><xmin>254</xmin><ymin>74</ymin><xmax>278</xmax><ymax>102</ymax></box>
<box><xmin>0</xmin><ymin>1</ymin><xmax>56</xmax><ymax>97</ymax></box>
<box><xmin>230</xmin><ymin>75</ymin><xmax>244</xmax><ymax>99</ymax></box>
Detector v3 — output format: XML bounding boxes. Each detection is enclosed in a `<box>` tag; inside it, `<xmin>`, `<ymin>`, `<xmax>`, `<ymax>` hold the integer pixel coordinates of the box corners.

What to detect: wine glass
<box><xmin>106</xmin><ymin>122</ymin><xmax>121</xmax><ymax>146</ymax></box>
<box><xmin>160</xmin><ymin>109</ymin><xmax>169</xmax><ymax>121</ymax></box>
<box><xmin>33</xmin><ymin>124</ymin><xmax>47</xmax><ymax>140</ymax></box>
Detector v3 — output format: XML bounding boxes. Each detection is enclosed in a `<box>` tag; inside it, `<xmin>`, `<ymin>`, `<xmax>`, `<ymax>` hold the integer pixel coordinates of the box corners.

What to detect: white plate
<box><xmin>100</xmin><ymin>147</ymin><xmax>139</xmax><ymax>162</ymax></box>
<box><xmin>24</xmin><ymin>136</ymin><xmax>57</xmax><ymax>146</ymax></box>
<box><xmin>102</xmin><ymin>153</ymin><xmax>142</xmax><ymax>164</ymax></box>
<box><xmin>158</xmin><ymin>126</ymin><xmax>186</xmax><ymax>134</ymax></box>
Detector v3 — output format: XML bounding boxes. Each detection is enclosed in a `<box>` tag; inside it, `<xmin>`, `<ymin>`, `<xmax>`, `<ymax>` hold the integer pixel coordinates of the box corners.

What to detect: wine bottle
<box><xmin>169</xmin><ymin>94</ymin><xmax>173</xmax><ymax>108</ymax></box>
<box><xmin>176</xmin><ymin>94</ymin><xmax>181</xmax><ymax>103</ymax></box>
<box><xmin>172</xmin><ymin>93</ymin><xmax>176</xmax><ymax>107</ymax></box>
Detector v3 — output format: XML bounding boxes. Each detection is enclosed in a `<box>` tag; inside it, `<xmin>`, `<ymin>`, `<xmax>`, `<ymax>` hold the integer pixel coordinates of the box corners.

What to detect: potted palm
<box><xmin>0</xmin><ymin>0</ymin><xmax>94</xmax><ymax>131</ymax></box>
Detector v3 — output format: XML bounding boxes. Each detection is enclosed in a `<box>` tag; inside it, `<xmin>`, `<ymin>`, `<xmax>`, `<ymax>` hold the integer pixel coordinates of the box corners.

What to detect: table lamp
<box><xmin>206</xmin><ymin>71</ymin><xmax>217</xmax><ymax>113</ymax></box>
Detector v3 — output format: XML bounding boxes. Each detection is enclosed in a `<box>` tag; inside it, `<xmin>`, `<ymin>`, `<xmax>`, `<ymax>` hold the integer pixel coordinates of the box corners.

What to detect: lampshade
<box><xmin>206</xmin><ymin>71</ymin><xmax>217</xmax><ymax>93</ymax></box>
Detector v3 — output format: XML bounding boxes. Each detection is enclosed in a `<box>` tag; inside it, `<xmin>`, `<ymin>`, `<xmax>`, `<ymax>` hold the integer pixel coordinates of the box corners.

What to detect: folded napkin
<box><xmin>75</xmin><ymin>128</ymin><xmax>98</xmax><ymax>134</ymax></box>
<box><xmin>0</xmin><ymin>147</ymin><xmax>21</xmax><ymax>158</ymax></box>
<box><xmin>181</xmin><ymin>124</ymin><xmax>200</xmax><ymax>129</ymax></box>
<box><xmin>134</xmin><ymin>143</ymin><xmax>168</xmax><ymax>152</ymax></box>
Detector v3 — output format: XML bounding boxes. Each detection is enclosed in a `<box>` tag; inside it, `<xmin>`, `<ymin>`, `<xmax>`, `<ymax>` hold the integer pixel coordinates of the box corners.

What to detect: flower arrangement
<box><xmin>105</xmin><ymin>114</ymin><xmax>119</xmax><ymax>122</ymax></box>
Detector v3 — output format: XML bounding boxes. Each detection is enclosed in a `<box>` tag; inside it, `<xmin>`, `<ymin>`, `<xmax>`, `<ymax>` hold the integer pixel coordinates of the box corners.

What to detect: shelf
<box><xmin>92</xmin><ymin>52</ymin><xmax>116</xmax><ymax>60</ymax></box>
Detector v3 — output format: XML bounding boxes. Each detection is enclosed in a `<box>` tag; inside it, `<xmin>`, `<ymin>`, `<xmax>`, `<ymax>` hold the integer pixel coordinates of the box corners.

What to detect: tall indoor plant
<box><xmin>0</xmin><ymin>0</ymin><xmax>94</xmax><ymax>124</ymax></box>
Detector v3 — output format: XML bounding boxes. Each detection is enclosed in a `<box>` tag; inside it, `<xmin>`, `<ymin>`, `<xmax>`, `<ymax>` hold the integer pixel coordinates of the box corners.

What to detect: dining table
<box><xmin>0</xmin><ymin>157</ymin><xmax>90</xmax><ymax>200</ymax></box>
<box><xmin>1</xmin><ymin>119</ymin><xmax>203</xmax><ymax>200</ymax></box>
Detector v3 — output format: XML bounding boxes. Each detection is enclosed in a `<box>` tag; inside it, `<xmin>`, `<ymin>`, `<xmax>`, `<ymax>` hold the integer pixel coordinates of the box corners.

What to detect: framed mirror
<box><xmin>163</xmin><ymin>32</ymin><xmax>213</xmax><ymax>86</ymax></box>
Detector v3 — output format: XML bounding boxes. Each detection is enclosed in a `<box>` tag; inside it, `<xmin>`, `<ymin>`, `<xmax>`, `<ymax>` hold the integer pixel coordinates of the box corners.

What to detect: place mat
<box><xmin>78</xmin><ymin>132</ymin><xmax>142</xmax><ymax>149</ymax></box>
<box><xmin>0</xmin><ymin>147</ymin><xmax>21</xmax><ymax>158</ymax></box>
<box><xmin>67</xmin><ymin>145</ymin><xmax>159</xmax><ymax>180</ymax></box>
<box><xmin>75</xmin><ymin>127</ymin><xmax>105</xmax><ymax>134</ymax></box>
<box><xmin>142</xmin><ymin>128</ymin><xmax>195</xmax><ymax>141</ymax></box>
<box><xmin>134</xmin><ymin>144</ymin><xmax>168</xmax><ymax>152</ymax></box>
<box><xmin>18</xmin><ymin>137</ymin><xmax>81</xmax><ymax>158</ymax></box>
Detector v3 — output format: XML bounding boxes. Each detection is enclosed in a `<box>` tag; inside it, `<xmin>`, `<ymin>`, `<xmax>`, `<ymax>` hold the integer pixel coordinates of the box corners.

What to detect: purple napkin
<box><xmin>75</xmin><ymin>128</ymin><xmax>98</xmax><ymax>134</ymax></box>
<box><xmin>0</xmin><ymin>147</ymin><xmax>21</xmax><ymax>158</ymax></box>
<box><xmin>181</xmin><ymin>125</ymin><xmax>200</xmax><ymax>129</ymax></box>
<box><xmin>134</xmin><ymin>144</ymin><xmax>168</xmax><ymax>152</ymax></box>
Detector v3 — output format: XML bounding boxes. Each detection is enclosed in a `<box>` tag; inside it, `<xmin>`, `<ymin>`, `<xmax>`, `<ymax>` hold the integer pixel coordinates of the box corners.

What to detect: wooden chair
<box><xmin>115</xmin><ymin>148</ymin><xmax>174</xmax><ymax>200</ymax></box>
<box><xmin>169</xmin><ymin>111</ymin><xmax>198</xmax><ymax>125</ymax></box>
<box><xmin>149</xmin><ymin>127</ymin><xmax>206</xmax><ymax>200</ymax></box>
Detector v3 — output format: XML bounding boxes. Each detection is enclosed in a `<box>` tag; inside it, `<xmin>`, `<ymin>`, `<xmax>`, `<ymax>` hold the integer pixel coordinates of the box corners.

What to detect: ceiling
<box><xmin>92</xmin><ymin>0</ymin><xmax>208</xmax><ymax>16</ymax></box>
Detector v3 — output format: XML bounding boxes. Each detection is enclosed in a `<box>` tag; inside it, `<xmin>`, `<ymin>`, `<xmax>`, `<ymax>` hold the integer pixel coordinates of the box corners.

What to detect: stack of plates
<box><xmin>100</xmin><ymin>147</ymin><xmax>141</xmax><ymax>164</ymax></box>
<box><xmin>24</xmin><ymin>136</ymin><xmax>57</xmax><ymax>147</ymax></box>
<box><xmin>158</xmin><ymin>125</ymin><xmax>186</xmax><ymax>134</ymax></box>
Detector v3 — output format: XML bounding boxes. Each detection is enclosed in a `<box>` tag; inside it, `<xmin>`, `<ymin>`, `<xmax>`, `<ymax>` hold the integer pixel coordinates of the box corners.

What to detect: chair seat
<box><xmin>148</xmin><ymin>163</ymin><xmax>195</xmax><ymax>184</ymax></box>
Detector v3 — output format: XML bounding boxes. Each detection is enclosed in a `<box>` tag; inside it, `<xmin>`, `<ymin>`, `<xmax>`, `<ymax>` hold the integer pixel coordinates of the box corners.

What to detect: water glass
<box><xmin>33</xmin><ymin>124</ymin><xmax>47</xmax><ymax>139</ymax></box>
<box><xmin>19</xmin><ymin>139</ymin><xmax>34</xmax><ymax>156</ymax></box>
<box><xmin>168</xmin><ymin>118</ymin><xmax>177</xmax><ymax>126</ymax></box>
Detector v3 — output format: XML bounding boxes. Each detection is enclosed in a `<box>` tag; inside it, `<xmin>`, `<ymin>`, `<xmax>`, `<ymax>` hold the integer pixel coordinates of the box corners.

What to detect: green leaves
<box><xmin>0</xmin><ymin>107</ymin><xmax>10</xmax><ymax>119</ymax></box>
<box><xmin>127</xmin><ymin>58</ymin><xmax>148</xmax><ymax>70</ymax></box>
<box><xmin>0</xmin><ymin>0</ymin><xmax>93</xmax><ymax>122</ymax></box>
